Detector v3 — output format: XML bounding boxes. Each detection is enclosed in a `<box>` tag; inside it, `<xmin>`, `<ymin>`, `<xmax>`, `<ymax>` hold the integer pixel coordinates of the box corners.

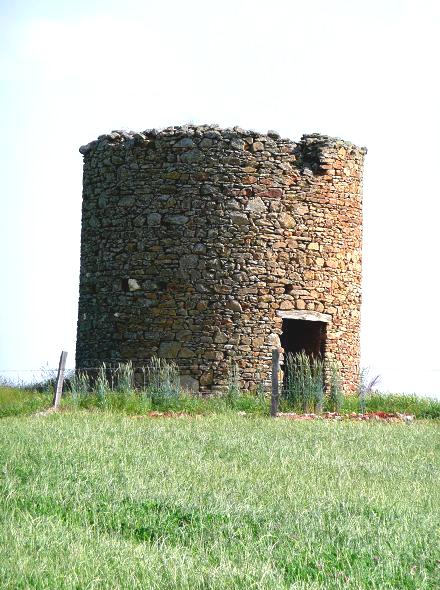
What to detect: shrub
<box><xmin>145</xmin><ymin>357</ymin><xmax>180</xmax><ymax>402</ymax></box>
<box><xmin>115</xmin><ymin>361</ymin><xmax>135</xmax><ymax>394</ymax></box>
<box><xmin>70</xmin><ymin>371</ymin><xmax>91</xmax><ymax>404</ymax></box>
<box><xmin>226</xmin><ymin>360</ymin><xmax>240</xmax><ymax>407</ymax></box>
<box><xmin>328</xmin><ymin>360</ymin><xmax>344</xmax><ymax>412</ymax></box>
<box><xmin>358</xmin><ymin>368</ymin><xmax>381</xmax><ymax>414</ymax></box>
<box><xmin>283</xmin><ymin>351</ymin><xmax>324</xmax><ymax>413</ymax></box>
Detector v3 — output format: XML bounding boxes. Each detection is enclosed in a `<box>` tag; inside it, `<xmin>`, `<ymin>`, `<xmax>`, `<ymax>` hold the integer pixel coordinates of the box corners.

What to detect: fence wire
<box><xmin>0</xmin><ymin>360</ymin><xmax>176</xmax><ymax>391</ymax></box>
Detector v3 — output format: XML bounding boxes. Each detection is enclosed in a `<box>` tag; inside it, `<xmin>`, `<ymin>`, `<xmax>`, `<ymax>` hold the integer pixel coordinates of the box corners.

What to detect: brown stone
<box><xmin>268</xmin><ymin>333</ymin><xmax>281</xmax><ymax>347</ymax></box>
<box><xmin>242</xmin><ymin>175</ymin><xmax>257</xmax><ymax>184</ymax></box>
<box><xmin>280</xmin><ymin>300</ymin><xmax>294</xmax><ymax>310</ymax></box>
<box><xmin>200</xmin><ymin>371</ymin><xmax>213</xmax><ymax>386</ymax></box>
<box><xmin>268</xmin><ymin>188</ymin><xmax>283</xmax><ymax>198</ymax></box>
<box><xmin>250</xmin><ymin>141</ymin><xmax>264</xmax><ymax>152</ymax></box>
<box><xmin>227</xmin><ymin>299</ymin><xmax>242</xmax><ymax>313</ymax></box>
<box><xmin>179</xmin><ymin>347</ymin><xmax>195</xmax><ymax>358</ymax></box>
<box><xmin>279</xmin><ymin>213</ymin><xmax>295</xmax><ymax>229</ymax></box>
<box><xmin>214</xmin><ymin>331</ymin><xmax>228</xmax><ymax>344</ymax></box>
<box><xmin>326</xmin><ymin>258</ymin><xmax>339</xmax><ymax>269</ymax></box>
<box><xmin>204</xmin><ymin>350</ymin><xmax>223</xmax><ymax>361</ymax></box>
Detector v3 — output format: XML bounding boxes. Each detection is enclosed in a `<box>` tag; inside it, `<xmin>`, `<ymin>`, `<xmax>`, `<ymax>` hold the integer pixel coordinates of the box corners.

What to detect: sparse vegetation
<box><xmin>146</xmin><ymin>356</ymin><xmax>180</xmax><ymax>401</ymax></box>
<box><xmin>328</xmin><ymin>360</ymin><xmax>344</xmax><ymax>412</ymax></box>
<box><xmin>226</xmin><ymin>359</ymin><xmax>240</xmax><ymax>406</ymax></box>
<box><xmin>1</xmin><ymin>356</ymin><xmax>440</xmax><ymax>419</ymax></box>
<box><xmin>358</xmin><ymin>368</ymin><xmax>381</xmax><ymax>414</ymax></box>
<box><xmin>283</xmin><ymin>351</ymin><xmax>325</xmax><ymax>413</ymax></box>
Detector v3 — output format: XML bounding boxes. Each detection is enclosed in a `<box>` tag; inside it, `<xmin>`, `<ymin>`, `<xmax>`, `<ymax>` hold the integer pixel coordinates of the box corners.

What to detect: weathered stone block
<box><xmin>230</xmin><ymin>212</ymin><xmax>249</xmax><ymax>226</ymax></box>
<box><xmin>246</xmin><ymin>197</ymin><xmax>266</xmax><ymax>213</ymax></box>
<box><xmin>158</xmin><ymin>341</ymin><xmax>181</xmax><ymax>358</ymax></box>
<box><xmin>279</xmin><ymin>213</ymin><xmax>295</xmax><ymax>229</ymax></box>
<box><xmin>180</xmin><ymin>375</ymin><xmax>199</xmax><ymax>392</ymax></box>
<box><xmin>227</xmin><ymin>299</ymin><xmax>242</xmax><ymax>312</ymax></box>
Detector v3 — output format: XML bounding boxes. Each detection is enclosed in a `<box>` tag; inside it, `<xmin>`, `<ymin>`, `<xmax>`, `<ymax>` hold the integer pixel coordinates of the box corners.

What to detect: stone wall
<box><xmin>76</xmin><ymin>125</ymin><xmax>366</xmax><ymax>393</ymax></box>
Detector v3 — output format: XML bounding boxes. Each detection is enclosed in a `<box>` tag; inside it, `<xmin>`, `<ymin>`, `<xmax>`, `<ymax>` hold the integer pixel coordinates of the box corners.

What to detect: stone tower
<box><xmin>76</xmin><ymin>125</ymin><xmax>366</xmax><ymax>393</ymax></box>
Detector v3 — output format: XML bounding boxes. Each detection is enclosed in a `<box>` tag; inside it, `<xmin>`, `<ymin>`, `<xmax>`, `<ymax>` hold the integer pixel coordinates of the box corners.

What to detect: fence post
<box><xmin>52</xmin><ymin>351</ymin><xmax>68</xmax><ymax>409</ymax></box>
<box><xmin>271</xmin><ymin>348</ymin><xmax>280</xmax><ymax>417</ymax></box>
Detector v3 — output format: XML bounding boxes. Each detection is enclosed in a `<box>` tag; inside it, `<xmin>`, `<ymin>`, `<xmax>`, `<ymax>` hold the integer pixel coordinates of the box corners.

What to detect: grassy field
<box><xmin>0</xmin><ymin>411</ymin><xmax>439</xmax><ymax>589</ymax></box>
<box><xmin>2</xmin><ymin>383</ymin><xmax>440</xmax><ymax>419</ymax></box>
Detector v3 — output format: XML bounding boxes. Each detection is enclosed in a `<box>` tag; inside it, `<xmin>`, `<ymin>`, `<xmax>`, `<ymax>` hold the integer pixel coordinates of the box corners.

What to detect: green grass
<box><xmin>0</xmin><ymin>385</ymin><xmax>270</xmax><ymax>417</ymax></box>
<box><xmin>340</xmin><ymin>393</ymin><xmax>440</xmax><ymax>420</ymax></box>
<box><xmin>2</xmin><ymin>385</ymin><xmax>440</xmax><ymax>420</ymax></box>
<box><xmin>65</xmin><ymin>388</ymin><xmax>269</xmax><ymax>415</ymax></box>
<box><xmin>0</xmin><ymin>412</ymin><xmax>439</xmax><ymax>589</ymax></box>
<box><xmin>0</xmin><ymin>386</ymin><xmax>51</xmax><ymax>418</ymax></box>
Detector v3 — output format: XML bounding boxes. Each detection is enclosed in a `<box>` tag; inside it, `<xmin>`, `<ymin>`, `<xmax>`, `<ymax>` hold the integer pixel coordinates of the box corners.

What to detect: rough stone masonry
<box><xmin>76</xmin><ymin>125</ymin><xmax>366</xmax><ymax>393</ymax></box>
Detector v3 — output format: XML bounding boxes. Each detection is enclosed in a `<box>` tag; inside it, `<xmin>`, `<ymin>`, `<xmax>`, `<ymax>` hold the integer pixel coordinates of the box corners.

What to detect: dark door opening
<box><xmin>280</xmin><ymin>318</ymin><xmax>326</xmax><ymax>360</ymax></box>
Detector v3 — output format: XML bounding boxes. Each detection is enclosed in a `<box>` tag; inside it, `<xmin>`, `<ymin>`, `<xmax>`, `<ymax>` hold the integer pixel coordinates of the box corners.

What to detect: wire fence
<box><xmin>1</xmin><ymin>363</ymin><xmax>439</xmax><ymax>399</ymax></box>
<box><xmin>2</xmin><ymin>365</ymin><xmax>440</xmax><ymax>375</ymax></box>
<box><xmin>0</xmin><ymin>360</ymin><xmax>178</xmax><ymax>393</ymax></box>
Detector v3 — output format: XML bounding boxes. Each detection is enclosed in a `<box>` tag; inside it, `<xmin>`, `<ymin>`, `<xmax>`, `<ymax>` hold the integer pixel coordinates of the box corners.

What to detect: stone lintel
<box><xmin>276</xmin><ymin>310</ymin><xmax>332</xmax><ymax>323</ymax></box>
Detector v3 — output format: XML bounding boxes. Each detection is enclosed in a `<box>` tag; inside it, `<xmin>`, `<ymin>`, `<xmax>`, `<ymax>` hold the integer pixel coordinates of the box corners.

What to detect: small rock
<box><xmin>180</xmin><ymin>255</ymin><xmax>198</xmax><ymax>270</ymax></box>
<box><xmin>280</xmin><ymin>300</ymin><xmax>294</xmax><ymax>310</ymax></box>
<box><xmin>200</xmin><ymin>371</ymin><xmax>214</xmax><ymax>386</ymax></box>
<box><xmin>246</xmin><ymin>197</ymin><xmax>267</xmax><ymax>213</ymax></box>
<box><xmin>180</xmin><ymin>149</ymin><xmax>204</xmax><ymax>163</ymax></box>
<box><xmin>164</xmin><ymin>215</ymin><xmax>189</xmax><ymax>225</ymax></box>
<box><xmin>128</xmin><ymin>279</ymin><xmax>140</xmax><ymax>291</ymax></box>
<box><xmin>119</xmin><ymin>196</ymin><xmax>134</xmax><ymax>207</ymax></box>
<box><xmin>250</xmin><ymin>141</ymin><xmax>264</xmax><ymax>152</ymax></box>
<box><xmin>179</xmin><ymin>347</ymin><xmax>195</xmax><ymax>358</ymax></box>
<box><xmin>147</xmin><ymin>213</ymin><xmax>161</xmax><ymax>226</ymax></box>
<box><xmin>227</xmin><ymin>299</ymin><xmax>242</xmax><ymax>312</ymax></box>
<box><xmin>279</xmin><ymin>212</ymin><xmax>295</xmax><ymax>229</ymax></box>
<box><xmin>230</xmin><ymin>212</ymin><xmax>249</xmax><ymax>226</ymax></box>
<box><xmin>214</xmin><ymin>331</ymin><xmax>228</xmax><ymax>344</ymax></box>
<box><xmin>174</xmin><ymin>137</ymin><xmax>195</xmax><ymax>148</ymax></box>
<box><xmin>230</xmin><ymin>138</ymin><xmax>245</xmax><ymax>150</ymax></box>
<box><xmin>199</xmin><ymin>138</ymin><xmax>213</xmax><ymax>148</ymax></box>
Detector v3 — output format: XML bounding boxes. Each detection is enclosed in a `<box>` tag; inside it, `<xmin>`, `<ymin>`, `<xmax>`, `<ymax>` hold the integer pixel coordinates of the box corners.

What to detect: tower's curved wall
<box><xmin>76</xmin><ymin>125</ymin><xmax>366</xmax><ymax>393</ymax></box>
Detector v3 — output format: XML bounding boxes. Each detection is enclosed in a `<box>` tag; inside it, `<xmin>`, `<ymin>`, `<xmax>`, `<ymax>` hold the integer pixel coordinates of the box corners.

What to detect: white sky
<box><xmin>0</xmin><ymin>0</ymin><xmax>439</xmax><ymax>396</ymax></box>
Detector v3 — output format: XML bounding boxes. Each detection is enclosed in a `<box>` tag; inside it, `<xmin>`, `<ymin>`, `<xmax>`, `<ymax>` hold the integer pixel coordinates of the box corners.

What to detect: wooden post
<box><xmin>52</xmin><ymin>351</ymin><xmax>68</xmax><ymax>409</ymax></box>
<box><xmin>271</xmin><ymin>348</ymin><xmax>280</xmax><ymax>417</ymax></box>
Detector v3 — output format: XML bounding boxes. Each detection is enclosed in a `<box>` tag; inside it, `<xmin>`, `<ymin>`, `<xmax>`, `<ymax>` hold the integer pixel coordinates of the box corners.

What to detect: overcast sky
<box><xmin>0</xmin><ymin>0</ymin><xmax>439</xmax><ymax>396</ymax></box>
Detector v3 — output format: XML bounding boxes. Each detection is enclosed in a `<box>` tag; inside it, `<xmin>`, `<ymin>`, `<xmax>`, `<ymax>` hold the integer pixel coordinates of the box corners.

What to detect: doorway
<box><xmin>280</xmin><ymin>318</ymin><xmax>326</xmax><ymax>359</ymax></box>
